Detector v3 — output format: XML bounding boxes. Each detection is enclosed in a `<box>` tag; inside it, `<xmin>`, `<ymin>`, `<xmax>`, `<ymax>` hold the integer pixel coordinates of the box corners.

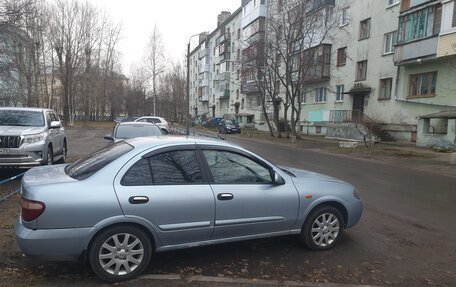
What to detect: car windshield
<box><xmin>115</xmin><ymin>124</ymin><xmax>162</xmax><ymax>139</ymax></box>
<box><xmin>65</xmin><ymin>142</ymin><xmax>133</xmax><ymax>180</ymax></box>
<box><xmin>0</xmin><ymin>110</ymin><xmax>45</xmax><ymax>127</ymax></box>
<box><xmin>225</xmin><ymin>120</ymin><xmax>237</xmax><ymax>125</ymax></box>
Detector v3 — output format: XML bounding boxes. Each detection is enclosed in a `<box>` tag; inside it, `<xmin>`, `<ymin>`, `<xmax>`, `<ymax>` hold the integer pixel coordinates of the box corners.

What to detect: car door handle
<box><xmin>217</xmin><ymin>193</ymin><xmax>234</xmax><ymax>201</ymax></box>
<box><xmin>129</xmin><ymin>196</ymin><xmax>149</xmax><ymax>204</ymax></box>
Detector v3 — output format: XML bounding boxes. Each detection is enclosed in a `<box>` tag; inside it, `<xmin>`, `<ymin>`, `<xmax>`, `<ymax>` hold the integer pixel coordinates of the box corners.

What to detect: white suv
<box><xmin>0</xmin><ymin>107</ymin><xmax>67</xmax><ymax>168</ymax></box>
<box><xmin>134</xmin><ymin>116</ymin><xmax>170</xmax><ymax>134</ymax></box>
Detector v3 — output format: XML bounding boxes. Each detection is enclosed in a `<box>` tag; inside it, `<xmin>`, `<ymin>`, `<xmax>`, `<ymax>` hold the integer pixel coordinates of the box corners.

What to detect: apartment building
<box><xmin>188</xmin><ymin>9</ymin><xmax>243</xmax><ymax>124</ymax></box>
<box><xmin>189</xmin><ymin>0</ymin><xmax>456</xmax><ymax>142</ymax></box>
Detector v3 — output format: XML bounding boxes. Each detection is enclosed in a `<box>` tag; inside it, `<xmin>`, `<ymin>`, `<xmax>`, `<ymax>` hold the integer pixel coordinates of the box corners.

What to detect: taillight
<box><xmin>21</xmin><ymin>198</ymin><xmax>46</xmax><ymax>222</ymax></box>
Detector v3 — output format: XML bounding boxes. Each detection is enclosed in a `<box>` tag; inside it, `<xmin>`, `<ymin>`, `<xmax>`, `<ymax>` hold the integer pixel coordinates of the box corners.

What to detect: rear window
<box><xmin>65</xmin><ymin>142</ymin><xmax>133</xmax><ymax>180</ymax></box>
<box><xmin>0</xmin><ymin>110</ymin><xmax>45</xmax><ymax>127</ymax></box>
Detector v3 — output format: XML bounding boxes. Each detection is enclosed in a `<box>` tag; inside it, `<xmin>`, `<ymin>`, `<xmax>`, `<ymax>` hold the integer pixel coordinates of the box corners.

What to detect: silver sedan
<box><xmin>15</xmin><ymin>136</ymin><xmax>363</xmax><ymax>282</ymax></box>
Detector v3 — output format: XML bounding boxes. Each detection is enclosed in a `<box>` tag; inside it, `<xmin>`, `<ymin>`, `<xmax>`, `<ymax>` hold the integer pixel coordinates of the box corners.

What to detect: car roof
<box><xmin>117</xmin><ymin>122</ymin><xmax>157</xmax><ymax>126</ymax></box>
<box><xmin>125</xmin><ymin>136</ymin><xmax>241</xmax><ymax>150</ymax></box>
<box><xmin>136</xmin><ymin>116</ymin><xmax>165</xmax><ymax>120</ymax></box>
<box><xmin>0</xmin><ymin>107</ymin><xmax>53</xmax><ymax>113</ymax></box>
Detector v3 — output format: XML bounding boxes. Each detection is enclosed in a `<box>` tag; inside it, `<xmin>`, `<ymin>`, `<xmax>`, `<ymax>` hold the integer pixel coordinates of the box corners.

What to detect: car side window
<box><xmin>202</xmin><ymin>150</ymin><xmax>272</xmax><ymax>184</ymax></box>
<box><xmin>150</xmin><ymin>150</ymin><xmax>203</xmax><ymax>184</ymax></box>
<box><xmin>121</xmin><ymin>150</ymin><xmax>204</xmax><ymax>186</ymax></box>
<box><xmin>121</xmin><ymin>159</ymin><xmax>152</xmax><ymax>186</ymax></box>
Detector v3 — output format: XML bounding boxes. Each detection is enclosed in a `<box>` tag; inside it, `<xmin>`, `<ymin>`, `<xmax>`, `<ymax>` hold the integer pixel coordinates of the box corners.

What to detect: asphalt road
<box><xmin>1</xmin><ymin>128</ymin><xmax>455</xmax><ymax>287</ymax></box>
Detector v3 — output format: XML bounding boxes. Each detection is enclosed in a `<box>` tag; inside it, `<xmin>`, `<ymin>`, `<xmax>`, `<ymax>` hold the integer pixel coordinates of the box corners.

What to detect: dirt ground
<box><xmin>1</xmin><ymin>126</ymin><xmax>455</xmax><ymax>287</ymax></box>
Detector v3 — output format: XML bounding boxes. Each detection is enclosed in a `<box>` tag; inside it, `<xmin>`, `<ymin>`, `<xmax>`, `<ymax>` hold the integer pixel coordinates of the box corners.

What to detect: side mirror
<box><xmin>104</xmin><ymin>134</ymin><xmax>114</xmax><ymax>142</ymax></box>
<box><xmin>273</xmin><ymin>171</ymin><xmax>286</xmax><ymax>185</ymax></box>
<box><xmin>50</xmin><ymin>121</ymin><xmax>61</xmax><ymax>129</ymax></box>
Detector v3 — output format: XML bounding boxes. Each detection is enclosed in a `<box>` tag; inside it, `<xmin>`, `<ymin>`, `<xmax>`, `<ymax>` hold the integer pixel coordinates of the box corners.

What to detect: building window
<box><xmin>383</xmin><ymin>31</ymin><xmax>397</xmax><ymax>54</ymax></box>
<box><xmin>238</xmin><ymin>28</ymin><xmax>241</xmax><ymax>39</ymax></box>
<box><xmin>236</xmin><ymin>89</ymin><xmax>240</xmax><ymax>99</ymax></box>
<box><xmin>340</xmin><ymin>7</ymin><xmax>350</xmax><ymax>26</ymax></box>
<box><xmin>359</xmin><ymin>18</ymin><xmax>371</xmax><ymax>40</ymax></box>
<box><xmin>336</xmin><ymin>85</ymin><xmax>344</xmax><ymax>102</ymax></box>
<box><xmin>453</xmin><ymin>2</ymin><xmax>456</xmax><ymax>27</ymax></box>
<box><xmin>241</xmin><ymin>99</ymin><xmax>245</xmax><ymax>109</ymax></box>
<box><xmin>237</xmin><ymin>69</ymin><xmax>240</xmax><ymax>80</ymax></box>
<box><xmin>337</xmin><ymin>47</ymin><xmax>347</xmax><ymax>66</ymax></box>
<box><xmin>387</xmin><ymin>0</ymin><xmax>400</xmax><ymax>7</ymax></box>
<box><xmin>315</xmin><ymin>88</ymin><xmax>327</xmax><ymax>103</ymax></box>
<box><xmin>409</xmin><ymin>72</ymin><xmax>437</xmax><ymax>98</ymax></box>
<box><xmin>356</xmin><ymin>60</ymin><xmax>368</xmax><ymax>81</ymax></box>
<box><xmin>397</xmin><ymin>6</ymin><xmax>439</xmax><ymax>44</ymax></box>
<box><xmin>379</xmin><ymin>78</ymin><xmax>393</xmax><ymax>100</ymax></box>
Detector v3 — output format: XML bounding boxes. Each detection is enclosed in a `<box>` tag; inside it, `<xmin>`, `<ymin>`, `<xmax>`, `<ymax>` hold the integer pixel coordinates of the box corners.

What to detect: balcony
<box><xmin>198</xmin><ymin>64</ymin><xmax>210</xmax><ymax>74</ymax></box>
<box><xmin>198</xmin><ymin>48</ymin><xmax>210</xmax><ymax>59</ymax></box>
<box><xmin>220</xmin><ymin>52</ymin><xmax>231</xmax><ymax>62</ymax></box>
<box><xmin>199</xmin><ymin>78</ymin><xmax>209</xmax><ymax>87</ymax></box>
<box><xmin>302</xmin><ymin>44</ymin><xmax>331</xmax><ymax>83</ymax></box>
<box><xmin>241</xmin><ymin>80</ymin><xmax>260</xmax><ymax>94</ymax></box>
<box><xmin>242</xmin><ymin>2</ymin><xmax>267</xmax><ymax>29</ymax></box>
<box><xmin>306</xmin><ymin>0</ymin><xmax>335</xmax><ymax>14</ymax></box>
<box><xmin>216</xmin><ymin>89</ymin><xmax>230</xmax><ymax>99</ymax></box>
<box><xmin>215</xmin><ymin>72</ymin><xmax>230</xmax><ymax>82</ymax></box>
<box><xmin>394</xmin><ymin>36</ymin><xmax>438</xmax><ymax>65</ymax></box>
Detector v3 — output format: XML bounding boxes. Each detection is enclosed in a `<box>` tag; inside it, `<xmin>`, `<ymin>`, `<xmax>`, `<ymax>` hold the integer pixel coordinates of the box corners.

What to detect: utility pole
<box><xmin>186</xmin><ymin>34</ymin><xmax>200</xmax><ymax>136</ymax></box>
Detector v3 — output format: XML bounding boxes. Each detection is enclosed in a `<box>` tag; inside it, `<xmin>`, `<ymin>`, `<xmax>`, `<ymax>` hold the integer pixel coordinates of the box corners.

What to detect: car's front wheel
<box><xmin>43</xmin><ymin>146</ymin><xmax>53</xmax><ymax>166</ymax></box>
<box><xmin>300</xmin><ymin>205</ymin><xmax>344</xmax><ymax>250</ymax></box>
<box><xmin>89</xmin><ymin>226</ymin><xmax>152</xmax><ymax>282</ymax></box>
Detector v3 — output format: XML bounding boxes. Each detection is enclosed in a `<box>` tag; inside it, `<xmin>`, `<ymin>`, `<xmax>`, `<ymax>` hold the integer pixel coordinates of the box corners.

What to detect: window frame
<box><xmin>197</xmin><ymin>145</ymin><xmax>276</xmax><ymax>185</ymax></box>
<box><xmin>336</xmin><ymin>85</ymin><xmax>344</xmax><ymax>102</ymax></box>
<box><xmin>408</xmin><ymin>72</ymin><xmax>438</xmax><ymax>98</ymax></box>
<box><xmin>379</xmin><ymin>78</ymin><xmax>393</xmax><ymax>100</ymax></box>
<box><xmin>315</xmin><ymin>87</ymin><xmax>327</xmax><ymax>103</ymax></box>
<box><xmin>340</xmin><ymin>6</ymin><xmax>350</xmax><ymax>26</ymax></box>
<box><xmin>387</xmin><ymin>0</ymin><xmax>400</xmax><ymax>8</ymax></box>
<box><xmin>337</xmin><ymin>47</ymin><xmax>347</xmax><ymax>66</ymax></box>
<box><xmin>383</xmin><ymin>31</ymin><xmax>397</xmax><ymax>55</ymax></box>
<box><xmin>356</xmin><ymin>60</ymin><xmax>368</xmax><ymax>81</ymax></box>
<box><xmin>121</xmin><ymin>145</ymin><xmax>210</xmax><ymax>186</ymax></box>
<box><xmin>359</xmin><ymin>18</ymin><xmax>371</xmax><ymax>40</ymax></box>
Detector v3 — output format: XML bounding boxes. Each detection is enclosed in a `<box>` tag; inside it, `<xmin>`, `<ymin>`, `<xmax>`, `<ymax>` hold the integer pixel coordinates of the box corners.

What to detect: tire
<box><xmin>57</xmin><ymin>141</ymin><xmax>67</xmax><ymax>164</ymax></box>
<box><xmin>300</xmin><ymin>205</ymin><xmax>344</xmax><ymax>251</ymax></box>
<box><xmin>43</xmin><ymin>146</ymin><xmax>53</xmax><ymax>166</ymax></box>
<box><xmin>89</xmin><ymin>225</ymin><xmax>152</xmax><ymax>282</ymax></box>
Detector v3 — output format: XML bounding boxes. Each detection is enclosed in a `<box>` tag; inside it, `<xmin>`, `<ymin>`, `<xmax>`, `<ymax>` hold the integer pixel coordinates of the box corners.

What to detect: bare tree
<box><xmin>258</xmin><ymin>0</ymin><xmax>339</xmax><ymax>138</ymax></box>
<box><xmin>145</xmin><ymin>24</ymin><xmax>166</xmax><ymax>116</ymax></box>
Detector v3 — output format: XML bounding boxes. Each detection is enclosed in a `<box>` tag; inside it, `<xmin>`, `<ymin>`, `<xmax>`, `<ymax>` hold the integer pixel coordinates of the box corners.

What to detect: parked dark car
<box><xmin>218</xmin><ymin>119</ymin><xmax>241</xmax><ymax>134</ymax></box>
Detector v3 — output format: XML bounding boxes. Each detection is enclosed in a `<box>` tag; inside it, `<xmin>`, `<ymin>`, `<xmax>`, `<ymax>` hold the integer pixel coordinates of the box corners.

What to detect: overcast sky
<box><xmin>88</xmin><ymin>0</ymin><xmax>241</xmax><ymax>75</ymax></box>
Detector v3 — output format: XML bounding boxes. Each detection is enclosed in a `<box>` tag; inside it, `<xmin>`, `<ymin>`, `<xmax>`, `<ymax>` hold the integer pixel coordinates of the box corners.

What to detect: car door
<box><xmin>198</xmin><ymin>146</ymin><xmax>299</xmax><ymax>240</ymax></box>
<box><xmin>114</xmin><ymin>145</ymin><xmax>216</xmax><ymax>247</ymax></box>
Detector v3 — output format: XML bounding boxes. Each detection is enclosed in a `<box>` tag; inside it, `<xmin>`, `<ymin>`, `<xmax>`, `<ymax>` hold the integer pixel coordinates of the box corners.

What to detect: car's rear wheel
<box><xmin>89</xmin><ymin>226</ymin><xmax>152</xmax><ymax>282</ymax></box>
<box><xmin>300</xmin><ymin>205</ymin><xmax>344</xmax><ymax>250</ymax></box>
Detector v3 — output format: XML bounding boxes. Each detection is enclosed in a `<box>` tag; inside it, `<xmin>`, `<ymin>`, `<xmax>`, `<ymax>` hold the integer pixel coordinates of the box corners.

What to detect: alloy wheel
<box><xmin>98</xmin><ymin>233</ymin><xmax>145</xmax><ymax>276</ymax></box>
<box><xmin>311</xmin><ymin>213</ymin><xmax>340</xmax><ymax>247</ymax></box>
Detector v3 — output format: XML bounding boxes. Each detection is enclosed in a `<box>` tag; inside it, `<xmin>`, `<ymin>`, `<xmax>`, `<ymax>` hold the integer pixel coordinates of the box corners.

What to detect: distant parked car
<box><xmin>15</xmin><ymin>136</ymin><xmax>362</xmax><ymax>282</ymax></box>
<box><xmin>203</xmin><ymin>117</ymin><xmax>223</xmax><ymax>128</ymax></box>
<box><xmin>0</xmin><ymin>107</ymin><xmax>67</xmax><ymax>167</ymax></box>
<box><xmin>104</xmin><ymin>122</ymin><xmax>163</xmax><ymax>142</ymax></box>
<box><xmin>134</xmin><ymin>116</ymin><xmax>170</xmax><ymax>134</ymax></box>
<box><xmin>218</xmin><ymin>119</ymin><xmax>241</xmax><ymax>134</ymax></box>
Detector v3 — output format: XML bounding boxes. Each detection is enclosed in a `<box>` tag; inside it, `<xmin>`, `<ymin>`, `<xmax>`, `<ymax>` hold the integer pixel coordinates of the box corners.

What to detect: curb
<box><xmin>138</xmin><ymin>274</ymin><xmax>379</xmax><ymax>287</ymax></box>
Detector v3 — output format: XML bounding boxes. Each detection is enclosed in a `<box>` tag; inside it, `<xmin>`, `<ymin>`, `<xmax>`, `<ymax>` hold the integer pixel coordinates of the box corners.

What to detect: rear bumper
<box><xmin>15</xmin><ymin>219</ymin><xmax>91</xmax><ymax>261</ymax></box>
